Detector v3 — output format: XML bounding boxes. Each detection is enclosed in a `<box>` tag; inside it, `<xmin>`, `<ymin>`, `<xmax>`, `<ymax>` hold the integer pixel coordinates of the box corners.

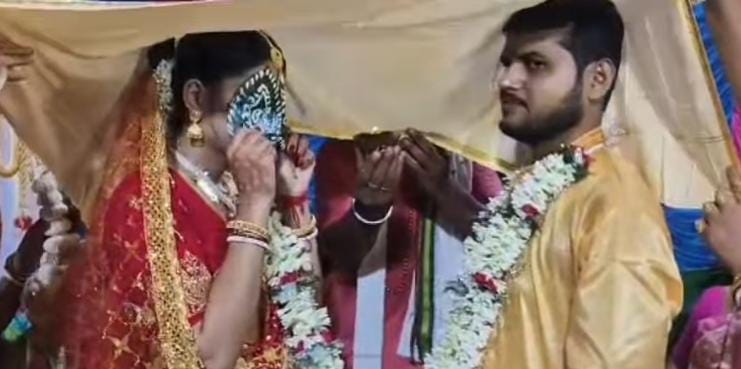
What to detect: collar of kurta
<box><xmin>572</xmin><ymin>128</ymin><xmax>606</xmax><ymax>153</ymax></box>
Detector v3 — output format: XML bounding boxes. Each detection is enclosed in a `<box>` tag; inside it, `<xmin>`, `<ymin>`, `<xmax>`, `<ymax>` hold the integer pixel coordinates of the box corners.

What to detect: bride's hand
<box><xmin>277</xmin><ymin>134</ymin><xmax>315</xmax><ymax>197</ymax></box>
<box><xmin>227</xmin><ymin>131</ymin><xmax>277</xmax><ymax>221</ymax></box>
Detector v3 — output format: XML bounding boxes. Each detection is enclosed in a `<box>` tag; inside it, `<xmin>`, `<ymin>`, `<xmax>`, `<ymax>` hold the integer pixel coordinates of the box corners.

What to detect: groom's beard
<box><xmin>500</xmin><ymin>85</ymin><xmax>584</xmax><ymax>145</ymax></box>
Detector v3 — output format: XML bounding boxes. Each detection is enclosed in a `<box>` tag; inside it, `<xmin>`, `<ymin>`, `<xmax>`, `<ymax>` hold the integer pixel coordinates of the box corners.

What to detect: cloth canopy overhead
<box><xmin>0</xmin><ymin>0</ymin><xmax>734</xmax><ymax>217</ymax></box>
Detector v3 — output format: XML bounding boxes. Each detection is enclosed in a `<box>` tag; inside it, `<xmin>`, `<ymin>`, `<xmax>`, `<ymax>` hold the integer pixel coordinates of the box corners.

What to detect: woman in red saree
<box><xmin>55</xmin><ymin>32</ymin><xmax>321</xmax><ymax>369</ymax></box>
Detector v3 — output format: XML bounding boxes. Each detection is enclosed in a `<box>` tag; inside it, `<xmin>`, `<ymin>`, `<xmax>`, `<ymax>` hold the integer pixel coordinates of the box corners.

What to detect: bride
<box><xmin>46</xmin><ymin>31</ymin><xmax>338</xmax><ymax>369</ymax></box>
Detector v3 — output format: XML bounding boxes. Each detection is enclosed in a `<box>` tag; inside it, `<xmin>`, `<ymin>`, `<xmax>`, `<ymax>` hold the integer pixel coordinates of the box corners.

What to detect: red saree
<box><xmin>56</xmin><ymin>74</ymin><xmax>285</xmax><ymax>369</ymax></box>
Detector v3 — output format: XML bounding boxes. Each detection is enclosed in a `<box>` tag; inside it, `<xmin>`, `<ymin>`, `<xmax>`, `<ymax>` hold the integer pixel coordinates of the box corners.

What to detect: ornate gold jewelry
<box><xmin>141</xmin><ymin>105</ymin><xmax>204</xmax><ymax>369</ymax></box>
<box><xmin>186</xmin><ymin>110</ymin><xmax>205</xmax><ymax>147</ymax></box>
<box><xmin>174</xmin><ymin>151</ymin><xmax>236</xmax><ymax>217</ymax></box>
<box><xmin>258</xmin><ymin>31</ymin><xmax>286</xmax><ymax>80</ymax></box>
<box><xmin>226</xmin><ymin>235</ymin><xmax>271</xmax><ymax>252</ymax></box>
<box><xmin>227</xmin><ymin>220</ymin><xmax>270</xmax><ymax>242</ymax></box>
<box><xmin>0</xmin><ymin>140</ymin><xmax>27</xmax><ymax>178</ymax></box>
<box><xmin>270</xmin><ymin>47</ymin><xmax>284</xmax><ymax>73</ymax></box>
<box><xmin>292</xmin><ymin>215</ymin><xmax>317</xmax><ymax>239</ymax></box>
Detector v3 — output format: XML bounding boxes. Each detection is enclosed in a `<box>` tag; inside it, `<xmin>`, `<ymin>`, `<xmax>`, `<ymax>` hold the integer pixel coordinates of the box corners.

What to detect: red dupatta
<box><xmin>57</xmin><ymin>72</ymin><xmax>285</xmax><ymax>369</ymax></box>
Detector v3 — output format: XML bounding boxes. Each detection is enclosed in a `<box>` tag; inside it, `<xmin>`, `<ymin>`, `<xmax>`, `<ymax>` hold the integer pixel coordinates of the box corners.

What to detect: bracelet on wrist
<box><xmin>226</xmin><ymin>235</ymin><xmax>271</xmax><ymax>252</ymax></box>
<box><xmin>352</xmin><ymin>199</ymin><xmax>393</xmax><ymax>225</ymax></box>
<box><xmin>298</xmin><ymin>227</ymin><xmax>319</xmax><ymax>241</ymax></box>
<box><xmin>293</xmin><ymin>215</ymin><xmax>317</xmax><ymax>239</ymax></box>
<box><xmin>227</xmin><ymin>220</ymin><xmax>270</xmax><ymax>242</ymax></box>
<box><xmin>291</xmin><ymin>215</ymin><xmax>318</xmax><ymax>240</ymax></box>
<box><xmin>278</xmin><ymin>193</ymin><xmax>309</xmax><ymax>210</ymax></box>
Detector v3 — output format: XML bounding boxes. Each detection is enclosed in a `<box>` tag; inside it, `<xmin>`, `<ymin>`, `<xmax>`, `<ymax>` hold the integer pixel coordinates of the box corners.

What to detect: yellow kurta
<box><xmin>482</xmin><ymin>134</ymin><xmax>683</xmax><ymax>369</ymax></box>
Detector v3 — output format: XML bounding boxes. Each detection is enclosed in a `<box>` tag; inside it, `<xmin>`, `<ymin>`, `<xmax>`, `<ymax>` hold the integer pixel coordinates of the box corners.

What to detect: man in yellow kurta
<box><xmin>478</xmin><ymin>1</ymin><xmax>683</xmax><ymax>368</ymax></box>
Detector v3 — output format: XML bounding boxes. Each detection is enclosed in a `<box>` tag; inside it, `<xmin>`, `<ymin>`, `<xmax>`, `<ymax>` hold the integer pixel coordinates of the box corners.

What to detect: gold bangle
<box><xmin>292</xmin><ymin>215</ymin><xmax>317</xmax><ymax>239</ymax></box>
<box><xmin>227</xmin><ymin>220</ymin><xmax>270</xmax><ymax>241</ymax></box>
<box><xmin>228</xmin><ymin>229</ymin><xmax>269</xmax><ymax>244</ymax></box>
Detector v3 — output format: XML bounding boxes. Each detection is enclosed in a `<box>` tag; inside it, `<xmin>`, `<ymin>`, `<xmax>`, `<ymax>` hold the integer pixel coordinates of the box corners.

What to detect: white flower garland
<box><xmin>425</xmin><ymin>146</ymin><xmax>590</xmax><ymax>369</ymax></box>
<box><xmin>153</xmin><ymin>56</ymin><xmax>342</xmax><ymax>367</ymax></box>
<box><xmin>265</xmin><ymin>213</ymin><xmax>345</xmax><ymax>369</ymax></box>
<box><xmin>153</xmin><ymin>59</ymin><xmax>174</xmax><ymax>117</ymax></box>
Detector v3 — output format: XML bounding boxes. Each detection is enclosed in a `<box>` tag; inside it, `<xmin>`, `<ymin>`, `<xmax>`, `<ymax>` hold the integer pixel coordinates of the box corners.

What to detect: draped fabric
<box><xmin>664</xmin><ymin>4</ymin><xmax>741</xmax><ymax>351</ymax></box>
<box><xmin>61</xmin><ymin>168</ymin><xmax>286</xmax><ymax>369</ymax></box>
<box><xmin>734</xmin><ymin>110</ymin><xmax>741</xmax><ymax>158</ymax></box>
<box><xmin>694</xmin><ymin>3</ymin><xmax>737</xmax><ymax>125</ymax></box>
<box><xmin>0</xmin><ymin>118</ymin><xmax>40</xmax><ymax>262</ymax></box>
<box><xmin>672</xmin><ymin>287</ymin><xmax>741</xmax><ymax>369</ymax></box>
<box><xmin>665</xmin><ymin>205</ymin><xmax>721</xmax><ymax>273</ymax></box>
<box><xmin>482</xmin><ymin>133</ymin><xmax>683</xmax><ymax>369</ymax></box>
<box><xmin>0</xmin><ymin>0</ymin><xmax>733</xmax><ymax>220</ymax></box>
<box><xmin>57</xmin><ymin>74</ymin><xmax>285</xmax><ymax>369</ymax></box>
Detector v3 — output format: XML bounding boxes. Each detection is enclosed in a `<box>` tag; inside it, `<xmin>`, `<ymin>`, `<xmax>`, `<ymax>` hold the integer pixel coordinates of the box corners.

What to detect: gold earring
<box><xmin>187</xmin><ymin>110</ymin><xmax>205</xmax><ymax>147</ymax></box>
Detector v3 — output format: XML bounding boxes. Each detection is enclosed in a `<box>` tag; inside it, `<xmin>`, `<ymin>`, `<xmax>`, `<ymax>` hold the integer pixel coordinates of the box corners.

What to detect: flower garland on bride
<box><xmin>425</xmin><ymin>145</ymin><xmax>590</xmax><ymax>369</ymax></box>
<box><xmin>155</xmin><ymin>59</ymin><xmax>344</xmax><ymax>369</ymax></box>
<box><xmin>266</xmin><ymin>213</ymin><xmax>344</xmax><ymax>369</ymax></box>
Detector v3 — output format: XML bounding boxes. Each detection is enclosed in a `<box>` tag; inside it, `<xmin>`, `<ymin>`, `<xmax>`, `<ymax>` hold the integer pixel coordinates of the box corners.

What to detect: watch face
<box><xmin>227</xmin><ymin>65</ymin><xmax>287</xmax><ymax>148</ymax></box>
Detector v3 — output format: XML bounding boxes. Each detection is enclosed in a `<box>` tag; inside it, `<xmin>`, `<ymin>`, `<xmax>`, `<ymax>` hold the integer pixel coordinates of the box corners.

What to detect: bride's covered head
<box><xmin>157</xmin><ymin>31</ymin><xmax>286</xmax><ymax>151</ymax></box>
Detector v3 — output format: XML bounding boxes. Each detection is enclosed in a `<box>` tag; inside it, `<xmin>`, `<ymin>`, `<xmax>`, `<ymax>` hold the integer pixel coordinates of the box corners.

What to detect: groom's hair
<box><xmin>503</xmin><ymin>0</ymin><xmax>624</xmax><ymax>108</ymax></box>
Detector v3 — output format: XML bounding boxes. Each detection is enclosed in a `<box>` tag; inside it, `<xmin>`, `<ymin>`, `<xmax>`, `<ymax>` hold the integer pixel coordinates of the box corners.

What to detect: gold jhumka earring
<box><xmin>187</xmin><ymin>110</ymin><xmax>205</xmax><ymax>147</ymax></box>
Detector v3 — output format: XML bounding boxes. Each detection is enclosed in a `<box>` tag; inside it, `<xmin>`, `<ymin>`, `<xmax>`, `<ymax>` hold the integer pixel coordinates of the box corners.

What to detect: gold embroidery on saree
<box><xmin>180</xmin><ymin>251</ymin><xmax>212</xmax><ymax>316</ymax></box>
<box><xmin>141</xmin><ymin>94</ymin><xmax>204</xmax><ymax>369</ymax></box>
<box><xmin>238</xmin><ymin>346</ymin><xmax>289</xmax><ymax>369</ymax></box>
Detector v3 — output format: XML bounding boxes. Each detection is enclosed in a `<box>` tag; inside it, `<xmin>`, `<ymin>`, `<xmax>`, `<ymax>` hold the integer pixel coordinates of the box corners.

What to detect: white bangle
<box><xmin>227</xmin><ymin>235</ymin><xmax>271</xmax><ymax>252</ymax></box>
<box><xmin>352</xmin><ymin>199</ymin><xmax>393</xmax><ymax>225</ymax></box>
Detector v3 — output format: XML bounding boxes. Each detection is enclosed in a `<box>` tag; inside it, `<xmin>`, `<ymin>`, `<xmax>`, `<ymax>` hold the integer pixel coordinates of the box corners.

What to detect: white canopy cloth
<box><xmin>0</xmin><ymin>0</ymin><xmax>733</xmax><ymax>217</ymax></box>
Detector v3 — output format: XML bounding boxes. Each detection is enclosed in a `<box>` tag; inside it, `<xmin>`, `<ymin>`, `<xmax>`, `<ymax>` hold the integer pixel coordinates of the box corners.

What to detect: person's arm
<box><xmin>277</xmin><ymin>134</ymin><xmax>321</xmax><ymax>280</ymax></box>
<box><xmin>433</xmin><ymin>181</ymin><xmax>486</xmax><ymax>239</ymax></box>
<box><xmin>565</xmin><ymin>204</ymin><xmax>682</xmax><ymax>369</ymax></box>
<box><xmin>0</xmin><ymin>219</ymin><xmax>47</xmax><ymax>329</ymax></box>
<box><xmin>707</xmin><ymin>0</ymin><xmax>741</xmax><ymax>107</ymax></box>
<box><xmin>0</xmin><ymin>268</ymin><xmax>24</xmax><ymax>331</ymax></box>
<box><xmin>703</xmin><ymin>166</ymin><xmax>741</xmax><ymax>274</ymax></box>
<box><xmin>702</xmin><ymin>166</ymin><xmax>741</xmax><ymax>369</ymax></box>
<box><xmin>318</xmin><ymin>142</ymin><xmax>403</xmax><ymax>274</ymax></box>
<box><xmin>195</xmin><ymin>132</ymin><xmax>275</xmax><ymax>369</ymax></box>
<box><xmin>401</xmin><ymin>129</ymin><xmax>486</xmax><ymax>239</ymax></box>
<box><xmin>319</xmin><ymin>202</ymin><xmax>391</xmax><ymax>274</ymax></box>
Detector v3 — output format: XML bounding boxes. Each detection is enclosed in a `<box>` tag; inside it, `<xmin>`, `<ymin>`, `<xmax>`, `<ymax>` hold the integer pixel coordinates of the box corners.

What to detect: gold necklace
<box><xmin>174</xmin><ymin>151</ymin><xmax>236</xmax><ymax>216</ymax></box>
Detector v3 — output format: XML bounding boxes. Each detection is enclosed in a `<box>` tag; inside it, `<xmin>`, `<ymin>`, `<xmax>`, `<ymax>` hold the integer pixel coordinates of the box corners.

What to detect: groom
<box><xmin>465</xmin><ymin>1</ymin><xmax>682</xmax><ymax>368</ymax></box>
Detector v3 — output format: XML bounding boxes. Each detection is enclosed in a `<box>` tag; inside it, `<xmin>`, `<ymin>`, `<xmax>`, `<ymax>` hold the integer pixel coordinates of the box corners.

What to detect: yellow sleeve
<box><xmin>565</xmin><ymin>206</ymin><xmax>683</xmax><ymax>369</ymax></box>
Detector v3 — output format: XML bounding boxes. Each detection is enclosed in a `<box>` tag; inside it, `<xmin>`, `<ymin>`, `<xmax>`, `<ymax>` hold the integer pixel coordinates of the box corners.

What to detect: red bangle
<box><xmin>278</xmin><ymin>193</ymin><xmax>309</xmax><ymax>209</ymax></box>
